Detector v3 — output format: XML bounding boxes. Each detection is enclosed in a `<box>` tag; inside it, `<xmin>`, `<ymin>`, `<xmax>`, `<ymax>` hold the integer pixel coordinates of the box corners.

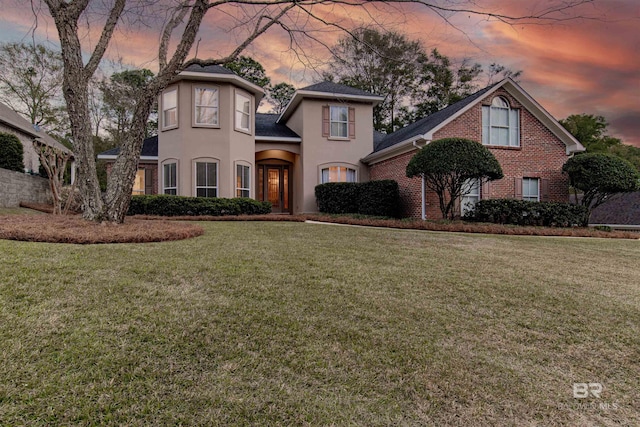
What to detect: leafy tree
<box><xmin>37</xmin><ymin>0</ymin><xmax>589</xmax><ymax>223</ymax></box>
<box><xmin>325</xmin><ymin>27</ymin><xmax>427</xmax><ymax>133</ymax></box>
<box><xmin>269</xmin><ymin>82</ymin><xmax>296</xmax><ymax>114</ymax></box>
<box><xmin>224</xmin><ymin>56</ymin><xmax>271</xmax><ymax>88</ymax></box>
<box><xmin>0</xmin><ymin>42</ymin><xmax>67</xmax><ymax>135</ymax></box>
<box><xmin>100</xmin><ymin>69</ymin><xmax>156</xmax><ymax>145</ymax></box>
<box><xmin>560</xmin><ymin>114</ymin><xmax>621</xmax><ymax>153</ymax></box>
<box><xmin>406</xmin><ymin>48</ymin><xmax>483</xmax><ymax>121</ymax></box>
<box><xmin>406</xmin><ymin>138</ymin><xmax>503</xmax><ymax>219</ymax></box>
<box><xmin>609</xmin><ymin>144</ymin><xmax>640</xmax><ymax>171</ymax></box>
<box><xmin>562</xmin><ymin>153</ymin><xmax>640</xmax><ymax>224</ymax></box>
<box><xmin>0</xmin><ymin>132</ymin><xmax>25</xmax><ymax>172</ymax></box>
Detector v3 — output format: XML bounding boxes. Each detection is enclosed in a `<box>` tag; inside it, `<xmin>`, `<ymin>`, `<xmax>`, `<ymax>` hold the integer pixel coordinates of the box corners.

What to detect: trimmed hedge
<box><xmin>464</xmin><ymin>198</ymin><xmax>587</xmax><ymax>227</ymax></box>
<box><xmin>127</xmin><ymin>195</ymin><xmax>271</xmax><ymax>217</ymax></box>
<box><xmin>315</xmin><ymin>180</ymin><xmax>400</xmax><ymax>217</ymax></box>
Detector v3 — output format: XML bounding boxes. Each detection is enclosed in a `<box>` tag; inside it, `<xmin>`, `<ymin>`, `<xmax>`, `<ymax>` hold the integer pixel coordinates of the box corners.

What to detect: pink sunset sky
<box><xmin>0</xmin><ymin>0</ymin><xmax>638</xmax><ymax>146</ymax></box>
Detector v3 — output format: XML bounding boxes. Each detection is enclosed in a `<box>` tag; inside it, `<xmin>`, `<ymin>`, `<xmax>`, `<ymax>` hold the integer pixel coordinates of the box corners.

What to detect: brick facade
<box><xmin>105</xmin><ymin>162</ymin><xmax>158</xmax><ymax>195</ymax></box>
<box><xmin>370</xmin><ymin>88</ymin><xmax>571</xmax><ymax>219</ymax></box>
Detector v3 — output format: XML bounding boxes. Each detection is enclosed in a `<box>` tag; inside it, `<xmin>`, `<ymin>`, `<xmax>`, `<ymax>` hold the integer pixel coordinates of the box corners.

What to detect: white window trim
<box><xmin>329</xmin><ymin>105</ymin><xmax>349</xmax><ymax>140</ymax></box>
<box><xmin>234</xmin><ymin>90</ymin><xmax>252</xmax><ymax>134</ymax></box>
<box><xmin>522</xmin><ymin>177</ymin><xmax>540</xmax><ymax>202</ymax></box>
<box><xmin>235</xmin><ymin>161</ymin><xmax>251</xmax><ymax>198</ymax></box>
<box><xmin>193</xmin><ymin>85</ymin><xmax>220</xmax><ymax>128</ymax></box>
<box><xmin>318</xmin><ymin>163</ymin><xmax>358</xmax><ymax>184</ymax></box>
<box><xmin>162</xmin><ymin>88</ymin><xmax>178</xmax><ymax>131</ymax></box>
<box><xmin>193</xmin><ymin>159</ymin><xmax>219</xmax><ymax>198</ymax></box>
<box><xmin>162</xmin><ymin>161</ymin><xmax>178</xmax><ymax>195</ymax></box>
<box><xmin>482</xmin><ymin>96</ymin><xmax>520</xmax><ymax>147</ymax></box>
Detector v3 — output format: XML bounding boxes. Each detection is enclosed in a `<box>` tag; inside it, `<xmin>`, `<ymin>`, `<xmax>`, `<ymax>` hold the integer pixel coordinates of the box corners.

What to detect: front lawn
<box><xmin>0</xmin><ymin>222</ymin><xmax>638</xmax><ymax>425</ymax></box>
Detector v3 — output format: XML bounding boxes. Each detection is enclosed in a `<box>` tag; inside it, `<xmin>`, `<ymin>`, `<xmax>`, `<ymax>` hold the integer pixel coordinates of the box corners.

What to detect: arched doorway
<box><xmin>256</xmin><ymin>150</ymin><xmax>296</xmax><ymax>214</ymax></box>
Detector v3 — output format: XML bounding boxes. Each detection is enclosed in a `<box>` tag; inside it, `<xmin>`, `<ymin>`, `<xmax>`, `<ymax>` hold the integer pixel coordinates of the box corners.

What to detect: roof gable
<box><xmin>277</xmin><ymin>81</ymin><xmax>384</xmax><ymax>124</ymax></box>
<box><xmin>364</xmin><ymin>78</ymin><xmax>584</xmax><ymax>163</ymax></box>
<box><xmin>0</xmin><ymin>101</ymin><xmax>72</xmax><ymax>154</ymax></box>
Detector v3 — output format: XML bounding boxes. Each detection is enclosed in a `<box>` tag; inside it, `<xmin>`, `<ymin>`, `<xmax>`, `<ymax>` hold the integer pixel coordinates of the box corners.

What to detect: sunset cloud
<box><xmin>0</xmin><ymin>0</ymin><xmax>638</xmax><ymax>146</ymax></box>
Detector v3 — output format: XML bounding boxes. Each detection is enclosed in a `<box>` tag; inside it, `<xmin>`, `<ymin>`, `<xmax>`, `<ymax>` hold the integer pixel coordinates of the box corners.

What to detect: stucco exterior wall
<box><xmin>370</xmin><ymin>88</ymin><xmax>572</xmax><ymax>219</ymax></box>
<box><xmin>157</xmin><ymin>81</ymin><xmax>256</xmax><ymax>198</ymax></box>
<box><xmin>296</xmin><ymin>99</ymin><xmax>375</xmax><ymax>213</ymax></box>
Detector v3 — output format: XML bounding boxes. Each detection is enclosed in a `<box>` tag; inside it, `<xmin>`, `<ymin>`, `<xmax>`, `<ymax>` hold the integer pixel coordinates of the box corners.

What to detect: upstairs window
<box><xmin>235</xmin><ymin>92</ymin><xmax>251</xmax><ymax>133</ymax></box>
<box><xmin>331</xmin><ymin>106</ymin><xmax>348</xmax><ymax>138</ymax></box>
<box><xmin>322</xmin><ymin>106</ymin><xmax>356</xmax><ymax>139</ymax></box>
<box><xmin>482</xmin><ymin>96</ymin><xmax>519</xmax><ymax>147</ymax></box>
<box><xmin>321</xmin><ymin>166</ymin><xmax>356</xmax><ymax>184</ymax></box>
<box><xmin>195</xmin><ymin>162</ymin><xmax>217</xmax><ymax>198</ymax></box>
<box><xmin>194</xmin><ymin>87</ymin><xmax>218</xmax><ymax>126</ymax></box>
<box><xmin>162</xmin><ymin>89</ymin><xmax>178</xmax><ymax>130</ymax></box>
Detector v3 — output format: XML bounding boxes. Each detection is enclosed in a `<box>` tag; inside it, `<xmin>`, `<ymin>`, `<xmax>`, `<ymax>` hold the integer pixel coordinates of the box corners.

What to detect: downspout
<box><xmin>412</xmin><ymin>137</ymin><xmax>430</xmax><ymax>220</ymax></box>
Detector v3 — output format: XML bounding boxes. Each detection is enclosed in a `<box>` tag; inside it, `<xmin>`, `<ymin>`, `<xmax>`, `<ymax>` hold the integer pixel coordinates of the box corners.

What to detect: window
<box><xmin>330</xmin><ymin>106</ymin><xmax>348</xmax><ymax>138</ymax></box>
<box><xmin>163</xmin><ymin>163</ymin><xmax>177</xmax><ymax>195</ymax></box>
<box><xmin>522</xmin><ymin>178</ymin><xmax>539</xmax><ymax>202</ymax></box>
<box><xmin>195</xmin><ymin>162</ymin><xmax>217</xmax><ymax>197</ymax></box>
<box><xmin>235</xmin><ymin>92</ymin><xmax>251</xmax><ymax>132</ymax></box>
<box><xmin>194</xmin><ymin>87</ymin><xmax>218</xmax><ymax>126</ymax></box>
<box><xmin>132</xmin><ymin>169</ymin><xmax>145</xmax><ymax>195</ymax></box>
<box><xmin>482</xmin><ymin>96</ymin><xmax>519</xmax><ymax>147</ymax></box>
<box><xmin>321</xmin><ymin>166</ymin><xmax>356</xmax><ymax>183</ymax></box>
<box><xmin>236</xmin><ymin>164</ymin><xmax>251</xmax><ymax>198</ymax></box>
<box><xmin>162</xmin><ymin>89</ymin><xmax>177</xmax><ymax>129</ymax></box>
<box><xmin>461</xmin><ymin>178</ymin><xmax>481</xmax><ymax>216</ymax></box>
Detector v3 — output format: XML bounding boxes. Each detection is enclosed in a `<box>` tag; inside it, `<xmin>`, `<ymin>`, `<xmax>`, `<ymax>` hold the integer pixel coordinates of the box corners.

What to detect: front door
<box><xmin>259</xmin><ymin>165</ymin><xmax>290</xmax><ymax>213</ymax></box>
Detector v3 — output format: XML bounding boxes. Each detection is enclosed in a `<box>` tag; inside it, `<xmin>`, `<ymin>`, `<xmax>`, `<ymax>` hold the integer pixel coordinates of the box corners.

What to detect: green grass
<box><xmin>0</xmin><ymin>207</ymin><xmax>43</xmax><ymax>215</ymax></box>
<box><xmin>0</xmin><ymin>222</ymin><xmax>638</xmax><ymax>425</ymax></box>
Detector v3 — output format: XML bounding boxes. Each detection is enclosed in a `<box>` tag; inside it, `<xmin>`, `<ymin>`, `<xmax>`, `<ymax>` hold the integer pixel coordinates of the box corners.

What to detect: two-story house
<box><xmin>98</xmin><ymin>66</ymin><xmax>584</xmax><ymax>218</ymax></box>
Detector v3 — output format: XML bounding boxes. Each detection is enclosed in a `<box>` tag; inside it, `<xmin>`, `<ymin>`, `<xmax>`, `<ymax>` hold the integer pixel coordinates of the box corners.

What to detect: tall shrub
<box><xmin>0</xmin><ymin>132</ymin><xmax>24</xmax><ymax>172</ymax></box>
<box><xmin>563</xmin><ymin>153</ymin><xmax>639</xmax><ymax>224</ymax></box>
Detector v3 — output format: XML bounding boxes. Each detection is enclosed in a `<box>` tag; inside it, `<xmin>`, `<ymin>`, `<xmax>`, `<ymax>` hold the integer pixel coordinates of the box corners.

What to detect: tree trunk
<box><xmin>55</xmin><ymin>16</ymin><xmax>106</xmax><ymax>221</ymax></box>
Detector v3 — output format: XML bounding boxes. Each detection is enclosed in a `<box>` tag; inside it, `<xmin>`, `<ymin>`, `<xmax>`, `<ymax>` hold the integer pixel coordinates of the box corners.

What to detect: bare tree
<box><xmin>38</xmin><ymin>0</ymin><xmax>593</xmax><ymax>223</ymax></box>
<box><xmin>0</xmin><ymin>42</ymin><xmax>67</xmax><ymax>135</ymax></box>
<box><xmin>33</xmin><ymin>139</ymin><xmax>76</xmax><ymax>215</ymax></box>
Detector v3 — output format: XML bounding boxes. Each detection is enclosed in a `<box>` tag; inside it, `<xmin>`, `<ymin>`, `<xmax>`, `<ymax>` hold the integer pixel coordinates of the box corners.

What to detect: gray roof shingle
<box><xmin>300</xmin><ymin>82</ymin><xmax>378</xmax><ymax>98</ymax></box>
<box><xmin>98</xmin><ymin>136</ymin><xmax>158</xmax><ymax>157</ymax></box>
<box><xmin>589</xmin><ymin>191</ymin><xmax>640</xmax><ymax>225</ymax></box>
<box><xmin>255</xmin><ymin>114</ymin><xmax>300</xmax><ymax>139</ymax></box>
<box><xmin>0</xmin><ymin>102</ymin><xmax>72</xmax><ymax>154</ymax></box>
<box><xmin>182</xmin><ymin>64</ymin><xmax>237</xmax><ymax>75</ymax></box>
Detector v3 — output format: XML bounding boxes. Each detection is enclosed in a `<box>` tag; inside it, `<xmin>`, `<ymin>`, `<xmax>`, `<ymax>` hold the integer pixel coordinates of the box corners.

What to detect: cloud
<box><xmin>0</xmin><ymin>0</ymin><xmax>637</xmax><ymax>146</ymax></box>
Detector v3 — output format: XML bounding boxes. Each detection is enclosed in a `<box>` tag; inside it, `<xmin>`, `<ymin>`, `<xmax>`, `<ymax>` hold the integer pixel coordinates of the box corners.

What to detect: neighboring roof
<box><xmin>0</xmin><ymin>101</ymin><xmax>72</xmax><ymax>155</ymax></box>
<box><xmin>175</xmin><ymin>63</ymin><xmax>265</xmax><ymax>104</ymax></box>
<box><xmin>97</xmin><ymin>136</ymin><xmax>158</xmax><ymax>159</ymax></box>
<box><xmin>589</xmin><ymin>191</ymin><xmax>640</xmax><ymax>226</ymax></box>
<box><xmin>278</xmin><ymin>81</ymin><xmax>384</xmax><ymax>123</ymax></box>
<box><xmin>255</xmin><ymin>114</ymin><xmax>300</xmax><ymax>141</ymax></box>
<box><xmin>362</xmin><ymin>78</ymin><xmax>585</xmax><ymax>164</ymax></box>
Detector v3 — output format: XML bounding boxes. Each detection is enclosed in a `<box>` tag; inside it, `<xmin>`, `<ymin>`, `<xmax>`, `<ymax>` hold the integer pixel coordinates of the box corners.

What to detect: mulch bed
<box><xmin>0</xmin><ymin>214</ymin><xmax>204</xmax><ymax>244</ymax></box>
<box><xmin>3</xmin><ymin>204</ymin><xmax>638</xmax><ymax>244</ymax></box>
